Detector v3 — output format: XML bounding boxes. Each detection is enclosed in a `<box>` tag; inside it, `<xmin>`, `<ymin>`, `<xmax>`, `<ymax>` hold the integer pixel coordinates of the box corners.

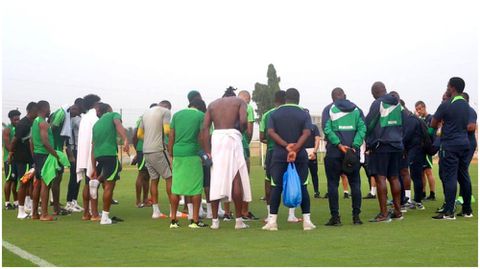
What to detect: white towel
<box><xmin>76</xmin><ymin>109</ymin><xmax>98</xmax><ymax>182</ymax></box>
<box><xmin>209</xmin><ymin>129</ymin><xmax>252</xmax><ymax>202</ymax></box>
<box><xmin>60</xmin><ymin>105</ymin><xmax>72</xmax><ymax>139</ymax></box>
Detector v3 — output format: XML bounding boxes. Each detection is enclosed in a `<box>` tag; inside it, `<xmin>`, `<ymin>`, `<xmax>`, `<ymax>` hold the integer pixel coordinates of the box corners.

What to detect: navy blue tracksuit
<box><xmin>268</xmin><ymin>104</ymin><xmax>311</xmax><ymax>215</ymax></box>
<box><xmin>322</xmin><ymin>99</ymin><xmax>366</xmax><ymax>217</ymax></box>
<box><xmin>402</xmin><ymin>110</ymin><xmax>425</xmax><ymax>203</ymax></box>
<box><xmin>433</xmin><ymin>96</ymin><xmax>472</xmax><ymax>215</ymax></box>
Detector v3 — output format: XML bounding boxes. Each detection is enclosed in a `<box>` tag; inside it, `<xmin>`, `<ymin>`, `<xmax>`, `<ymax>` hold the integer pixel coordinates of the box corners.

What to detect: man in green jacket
<box><xmin>322</xmin><ymin>88</ymin><xmax>366</xmax><ymax>226</ymax></box>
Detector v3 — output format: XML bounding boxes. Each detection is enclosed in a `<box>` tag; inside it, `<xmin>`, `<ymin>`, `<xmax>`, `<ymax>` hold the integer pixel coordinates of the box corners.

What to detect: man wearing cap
<box><xmin>322</xmin><ymin>88</ymin><xmax>365</xmax><ymax>226</ymax></box>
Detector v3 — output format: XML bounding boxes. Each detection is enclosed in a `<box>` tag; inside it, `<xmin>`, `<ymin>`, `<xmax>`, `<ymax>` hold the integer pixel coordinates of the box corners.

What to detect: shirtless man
<box><xmin>202</xmin><ymin>86</ymin><xmax>252</xmax><ymax>230</ymax></box>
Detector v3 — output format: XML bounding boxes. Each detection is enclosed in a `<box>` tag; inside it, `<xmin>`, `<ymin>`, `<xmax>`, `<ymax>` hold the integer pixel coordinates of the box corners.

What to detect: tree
<box><xmin>252</xmin><ymin>64</ymin><xmax>281</xmax><ymax>119</ymax></box>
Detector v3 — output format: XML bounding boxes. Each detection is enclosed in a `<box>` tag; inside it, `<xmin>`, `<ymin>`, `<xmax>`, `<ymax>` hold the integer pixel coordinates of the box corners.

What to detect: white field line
<box><xmin>3</xmin><ymin>240</ymin><xmax>56</xmax><ymax>267</ymax></box>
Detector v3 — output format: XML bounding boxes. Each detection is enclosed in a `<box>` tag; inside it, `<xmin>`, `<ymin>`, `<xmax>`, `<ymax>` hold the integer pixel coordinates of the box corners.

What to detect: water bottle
<box><xmin>199</xmin><ymin>150</ymin><xmax>212</xmax><ymax>167</ymax></box>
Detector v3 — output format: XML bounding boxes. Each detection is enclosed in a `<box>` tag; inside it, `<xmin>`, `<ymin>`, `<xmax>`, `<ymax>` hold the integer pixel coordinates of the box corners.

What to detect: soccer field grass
<box><xmin>2</xmin><ymin>158</ymin><xmax>478</xmax><ymax>267</ymax></box>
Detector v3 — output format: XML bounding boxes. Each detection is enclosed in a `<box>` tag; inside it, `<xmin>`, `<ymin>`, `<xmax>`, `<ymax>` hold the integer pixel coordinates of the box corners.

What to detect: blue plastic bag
<box><xmin>282</xmin><ymin>163</ymin><xmax>302</xmax><ymax>208</ymax></box>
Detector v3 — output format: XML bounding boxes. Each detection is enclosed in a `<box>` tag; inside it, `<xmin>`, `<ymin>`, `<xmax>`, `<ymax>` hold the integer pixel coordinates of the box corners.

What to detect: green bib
<box><xmin>32</xmin><ymin>117</ymin><xmax>54</xmax><ymax>155</ymax></box>
<box><xmin>379</xmin><ymin>102</ymin><xmax>402</xmax><ymax>127</ymax></box>
<box><xmin>3</xmin><ymin>124</ymin><xmax>15</xmax><ymax>162</ymax></box>
<box><xmin>329</xmin><ymin>105</ymin><xmax>359</xmax><ymax>131</ymax></box>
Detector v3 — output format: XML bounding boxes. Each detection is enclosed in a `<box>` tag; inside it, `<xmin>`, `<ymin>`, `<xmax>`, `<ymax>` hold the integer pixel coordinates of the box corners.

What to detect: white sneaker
<box><xmin>17</xmin><ymin>212</ymin><xmax>30</xmax><ymax>219</ymax></box>
<box><xmin>65</xmin><ymin>202</ymin><xmax>73</xmax><ymax>212</ymax></box>
<box><xmin>100</xmin><ymin>218</ymin><xmax>112</xmax><ymax>225</ymax></box>
<box><xmin>24</xmin><ymin>205</ymin><xmax>32</xmax><ymax>214</ymax></box>
<box><xmin>210</xmin><ymin>219</ymin><xmax>220</xmax><ymax>229</ymax></box>
<box><xmin>70</xmin><ymin>205</ymin><xmax>82</xmax><ymax>213</ymax></box>
<box><xmin>72</xmin><ymin>200</ymin><xmax>84</xmax><ymax>212</ymax></box>
<box><xmin>303</xmin><ymin>221</ymin><xmax>316</xmax><ymax>231</ymax></box>
<box><xmin>287</xmin><ymin>216</ymin><xmax>300</xmax><ymax>223</ymax></box>
<box><xmin>235</xmin><ymin>221</ymin><xmax>250</xmax><ymax>230</ymax></box>
<box><xmin>152</xmin><ymin>212</ymin><xmax>167</xmax><ymax>219</ymax></box>
<box><xmin>262</xmin><ymin>222</ymin><xmax>278</xmax><ymax>231</ymax></box>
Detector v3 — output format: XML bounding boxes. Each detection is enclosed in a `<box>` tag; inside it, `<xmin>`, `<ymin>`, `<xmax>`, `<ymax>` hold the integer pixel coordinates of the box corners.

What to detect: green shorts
<box><xmin>172</xmin><ymin>156</ymin><xmax>203</xmax><ymax>196</ymax></box>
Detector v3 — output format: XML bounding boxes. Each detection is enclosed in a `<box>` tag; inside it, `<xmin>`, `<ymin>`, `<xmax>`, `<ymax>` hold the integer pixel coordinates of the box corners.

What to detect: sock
<box><xmin>303</xmin><ymin>213</ymin><xmax>311</xmax><ymax>223</ymax></box>
<box><xmin>344</xmin><ymin>191</ymin><xmax>349</xmax><ymax>194</ymax></box>
<box><xmin>405</xmin><ymin>190</ymin><xmax>411</xmax><ymax>201</ymax></box>
<box><xmin>371</xmin><ymin>187</ymin><xmax>377</xmax><ymax>195</ymax></box>
<box><xmin>266</xmin><ymin>205</ymin><xmax>270</xmax><ymax>216</ymax></box>
<box><xmin>187</xmin><ymin>203</ymin><xmax>193</xmax><ymax>220</ymax></box>
<box><xmin>5</xmin><ymin>202</ymin><xmax>10</xmax><ymax>207</ymax></box>
<box><xmin>153</xmin><ymin>204</ymin><xmax>160</xmax><ymax>214</ymax></box>
<box><xmin>206</xmin><ymin>203</ymin><xmax>212</xmax><ymax>216</ymax></box>
<box><xmin>235</xmin><ymin>217</ymin><xmax>243</xmax><ymax>224</ymax></box>
<box><xmin>269</xmin><ymin>214</ymin><xmax>277</xmax><ymax>224</ymax></box>
<box><xmin>14</xmin><ymin>201</ymin><xmax>18</xmax><ymax>206</ymax></box>
<box><xmin>288</xmin><ymin>208</ymin><xmax>295</xmax><ymax>218</ymax></box>
<box><xmin>18</xmin><ymin>205</ymin><xmax>25</xmax><ymax>215</ymax></box>
<box><xmin>101</xmin><ymin>211</ymin><xmax>110</xmax><ymax>222</ymax></box>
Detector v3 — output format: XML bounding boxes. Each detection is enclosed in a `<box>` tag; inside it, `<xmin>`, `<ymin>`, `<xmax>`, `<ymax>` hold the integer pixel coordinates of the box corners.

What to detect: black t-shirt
<box><xmin>13</xmin><ymin>116</ymin><xmax>33</xmax><ymax>163</ymax></box>
<box><xmin>268</xmin><ymin>104</ymin><xmax>311</xmax><ymax>162</ymax></box>
<box><xmin>304</xmin><ymin>124</ymin><xmax>320</xmax><ymax>148</ymax></box>
<box><xmin>433</xmin><ymin>96</ymin><xmax>470</xmax><ymax>150</ymax></box>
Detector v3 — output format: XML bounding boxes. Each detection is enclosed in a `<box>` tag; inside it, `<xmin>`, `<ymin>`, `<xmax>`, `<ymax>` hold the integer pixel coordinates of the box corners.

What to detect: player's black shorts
<box><xmin>399</xmin><ymin>153</ymin><xmax>409</xmax><ymax>170</ymax></box>
<box><xmin>95</xmin><ymin>156</ymin><xmax>121</xmax><ymax>181</ymax></box>
<box><xmin>16</xmin><ymin>162</ymin><xmax>32</xmax><ymax>182</ymax></box>
<box><xmin>264</xmin><ymin>150</ymin><xmax>273</xmax><ymax>181</ymax></box>
<box><xmin>33</xmin><ymin>153</ymin><xmax>48</xmax><ymax>179</ymax></box>
<box><xmin>369</xmin><ymin>151</ymin><xmax>402</xmax><ymax>178</ymax></box>
<box><xmin>422</xmin><ymin>154</ymin><xmax>433</xmax><ymax>169</ymax></box>
<box><xmin>136</xmin><ymin>151</ymin><xmax>148</xmax><ymax>172</ymax></box>
<box><xmin>4</xmin><ymin>161</ymin><xmax>18</xmax><ymax>181</ymax></box>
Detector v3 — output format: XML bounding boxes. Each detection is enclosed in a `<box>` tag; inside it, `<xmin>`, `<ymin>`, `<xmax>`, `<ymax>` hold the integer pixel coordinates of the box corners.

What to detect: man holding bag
<box><xmin>263</xmin><ymin>88</ymin><xmax>316</xmax><ymax>231</ymax></box>
<box><xmin>322</xmin><ymin>88</ymin><xmax>366</xmax><ymax>226</ymax></box>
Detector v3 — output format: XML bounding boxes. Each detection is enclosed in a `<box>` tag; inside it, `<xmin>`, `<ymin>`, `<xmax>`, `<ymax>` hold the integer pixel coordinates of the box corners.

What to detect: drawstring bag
<box><xmin>282</xmin><ymin>163</ymin><xmax>302</xmax><ymax>208</ymax></box>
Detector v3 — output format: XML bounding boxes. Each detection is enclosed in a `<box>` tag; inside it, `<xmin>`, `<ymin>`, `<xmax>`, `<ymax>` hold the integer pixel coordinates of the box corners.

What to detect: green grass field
<box><xmin>2</xmin><ymin>158</ymin><xmax>478</xmax><ymax>267</ymax></box>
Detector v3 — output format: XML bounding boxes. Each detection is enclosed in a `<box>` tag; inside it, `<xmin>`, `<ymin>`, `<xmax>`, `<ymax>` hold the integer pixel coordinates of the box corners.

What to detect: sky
<box><xmin>2</xmin><ymin>0</ymin><xmax>478</xmax><ymax>128</ymax></box>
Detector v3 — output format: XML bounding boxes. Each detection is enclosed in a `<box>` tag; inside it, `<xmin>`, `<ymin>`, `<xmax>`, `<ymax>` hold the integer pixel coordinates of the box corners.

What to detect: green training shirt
<box><xmin>3</xmin><ymin>124</ymin><xmax>15</xmax><ymax>162</ymax></box>
<box><xmin>242</xmin><ymin>104</ymin><xmax>255</xmax><ymax>149</ymax></box>
<box><xmin>93</xmin><ymin>112</ymin><xmax>122</xmax><ymax>158</ymax></box>
<box><xmin>50</xmin><ymin>108</ymin><xmax>66</xmax><ymax>151</ymax></box>
<box><xmin>32</xmin><ymin>117</ymin><xmax>54</xmax><ymax>155</ymax></box>
<box><xmin>171</xmin><ymin>108</ymin><xmax>204</xmax><ymax>157</ymax></box>
<box><xmin>260</xmin><ymin>107</ymin><xmax>276</xmax><ymax>151</ymax></box>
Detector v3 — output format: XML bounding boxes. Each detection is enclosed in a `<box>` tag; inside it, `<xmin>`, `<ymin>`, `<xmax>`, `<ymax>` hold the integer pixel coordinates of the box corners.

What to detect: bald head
<box><xmin>331</xmin><ymin>87</ymin><xmax>346</xmax><ymax>101</ymax></box>
<box><xmin>238</xmin><ymin>90</ymin><xmax>251</xmax><ymax>104</ymax></box>
<box><xmin>371</xmin><ymin>81</ymin><xmax>387</xmax><ymax>99</ymax></box>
